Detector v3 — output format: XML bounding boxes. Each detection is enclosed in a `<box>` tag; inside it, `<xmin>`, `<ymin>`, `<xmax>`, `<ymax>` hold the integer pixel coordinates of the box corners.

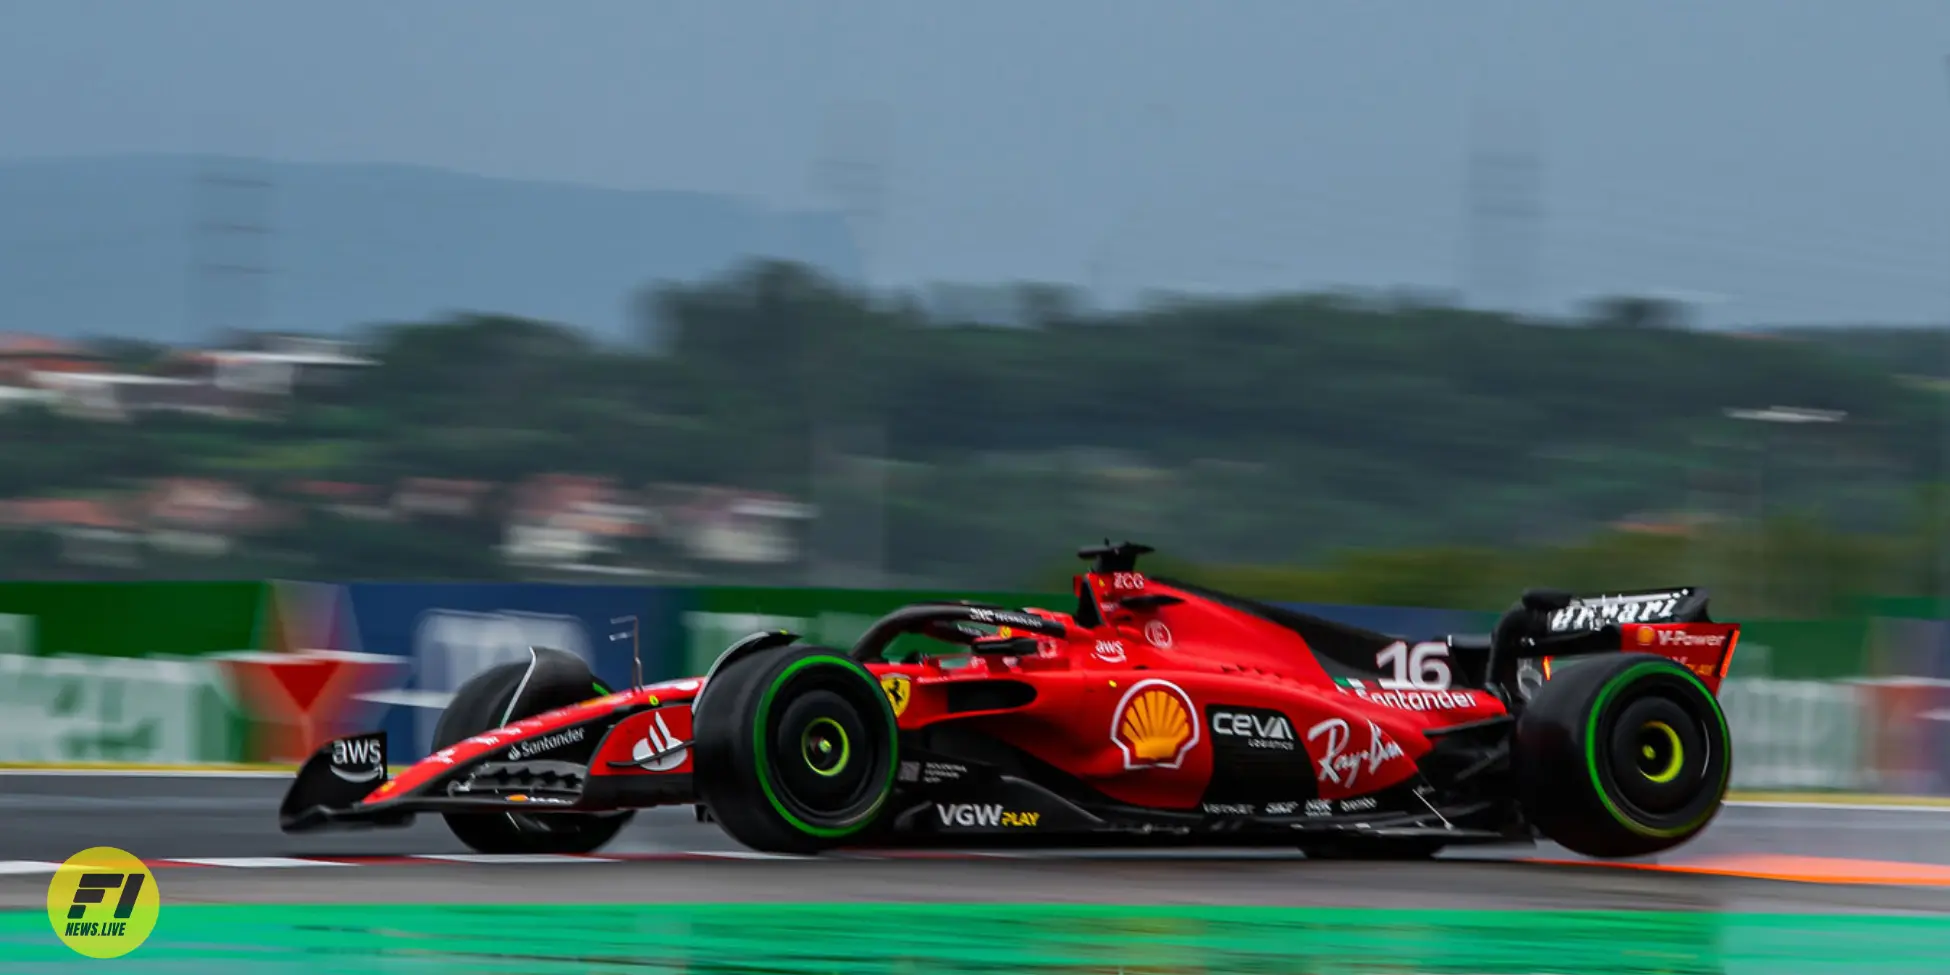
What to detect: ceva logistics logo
<box><xmin>45</xmin><ymin>847</ymin><xmax>159</xmax><ymax>959</ymax></box>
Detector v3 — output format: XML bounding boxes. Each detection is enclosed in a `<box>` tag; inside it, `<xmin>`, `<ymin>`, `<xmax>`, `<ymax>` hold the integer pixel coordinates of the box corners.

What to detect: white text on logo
<box><xmin>329</xmin><ymin>737</ymin><xmax>383</xmax><ymax>782</ymax></box>
<box><xmin>936</xmin><ymin>804</ymin><xmax>1039</xmax><ymax>828</ymax></box>
<box><xmin>1658</xmin><ymin>631</ymin><xmax>1725</xmax><ymax>648</ymax></box>
<box><xmin>507</xmin><ymin>725</ymin><xmax>585</xmax><ymax>761</ymax></box>
<box><xmin>1347</xmin><ymin>686</ymin><xmax>1478</xmax><ymax>712</ymax></box>
<box><xmin>1306</xmin><ymin>718</ymin><xmax>1405</xmax><ymax>789</ymax></box>
<box><xmin>1212</xmin><ymin>709</ymin><xmax>1296</xmax><ymax>749</ymax></box>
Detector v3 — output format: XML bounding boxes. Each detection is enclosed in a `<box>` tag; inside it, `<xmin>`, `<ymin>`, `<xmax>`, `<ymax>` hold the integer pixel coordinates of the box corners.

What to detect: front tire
<box><xmin>692</xmin><ymin>645</ymin><xmax>899</xmax><ymax>854</ymax></box>
<box><xmin>1514</xmin><ymin>653</ymin><xmax>1730</xmax><ymax>859</ymax></box>
<box><xmin>431</xmin><ymin>655</ymin><xmax>632</xmax><ymax>855</ymax></box>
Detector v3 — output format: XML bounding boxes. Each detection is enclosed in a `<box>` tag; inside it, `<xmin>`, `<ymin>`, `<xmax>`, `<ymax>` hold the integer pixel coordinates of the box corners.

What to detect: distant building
<box><xmin>392</xmin><ymin>478</ymin><xmax>493</xmax><ymax>520</ymax></box>
<box><xmin>27</xmin><ymin>371</ymin><xmax>223</xmax><ymax>421</ymax></box>
<box><xmin>0</xmin><ymin>335</ymin><xmax>103</xmax><ymax>412</ymax></box>
<box><xmin>285</xmin><ymin>480</ymin><xmax>391</xmax><ymax>521</ymax></box>
<box><xmin>500</xmin><ymin>474</ymin><xmax>647</xmax><ymax>571</ymax></box>
<box><xmin>0</xmin><ymin>497</ymin><xmax>141</xmax><ymax>569</ymax></box>
<box><xmin>163</xmin><ymin>335</ymin><xmax>377</xmax><ymax>398</ymax></box>
<box><xmin>0</xmin><ymin>332</ymin><xmax>279</xmax><ymax>420</ymax></box>
<box><xmin>653</xmin><ymin>485</ymin><xmax>815</xmax><ymax>565</ymax></box>
<box><xmin>0</xmin><ymin>334</ymin><xmax>111</xmax><ymax>374</ymax></box>
<box><xmin>141</xmin><ymin>478</ymin><xmax>277</xmax><ymax>557</ymax></box>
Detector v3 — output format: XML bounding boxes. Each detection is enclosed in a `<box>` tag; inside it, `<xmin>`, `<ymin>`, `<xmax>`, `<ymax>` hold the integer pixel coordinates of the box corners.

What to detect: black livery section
<box><xmin>1199</xmin><ymin>704</ymin><xmax>1319</xmax><ymax>814</ymax></box>
<box><xmin>1157</xmin><ymin>579</ymin><xmax>1498</xmax><ymax>691</ymax></box>
<box><xmin>1156</xmin><ymin>579</ymin><xmax>1711</xmax><ymax>699</ymax></box>
<box><xmin>279</xmin><ymin>731</ymin><xmax>403</xmax><ymax>831</ymax></box>
<box><xmin>863</xmin><ymin>732</ymin><xmax>1510</xmax><ymax>850</ymax></box>
<box><xmin>889</xmin><ymin>767</ymin><xmax>1106</xmax><ymax>835</ymax></box>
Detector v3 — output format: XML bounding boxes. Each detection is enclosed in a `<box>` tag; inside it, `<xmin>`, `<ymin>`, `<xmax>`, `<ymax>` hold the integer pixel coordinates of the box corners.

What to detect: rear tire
<box><xmin>692</xmin><ymin>645</ymin><xmax>899</xmax><ymax>854</ymax></box>
<box><xmin>432</xmin><ymin>656</ymin><xmax>632</xmax><ymax>855</ymax></box>
<box><xmin>1513</xmin><ymin>653</ymin><xmax>1730</xmax><ymax>859</ymax></box>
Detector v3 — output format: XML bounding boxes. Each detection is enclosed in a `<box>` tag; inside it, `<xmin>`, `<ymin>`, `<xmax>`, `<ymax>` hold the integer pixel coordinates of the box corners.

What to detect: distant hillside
<box><xmin>1773</xmin><ymin>326</ymin><xmax>1950</xmax><ymax>382</ymax></box>
<box><xmin>0</xmin><ymin>154</ymin><xmax>861</xmax><ymax>344</ymax></box>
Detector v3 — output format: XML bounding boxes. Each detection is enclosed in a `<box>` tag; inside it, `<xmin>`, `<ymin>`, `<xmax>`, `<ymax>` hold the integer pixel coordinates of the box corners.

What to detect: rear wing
<box><xmin>1500</xmin><ymin>587</ymin><xmax>1739</xmax><ymax>694</ymax></box>
<box><xmin>1542</xmin><ymin>587</ymin><xmax>1710</xmax><ymax>632</ymax></box>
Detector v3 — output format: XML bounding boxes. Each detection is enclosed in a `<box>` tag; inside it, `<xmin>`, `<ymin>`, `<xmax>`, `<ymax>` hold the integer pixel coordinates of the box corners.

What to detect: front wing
<box><xmin>279</xmin><ymin>714</ymin><xmax>701</xmax><ymax>833</ymax></box>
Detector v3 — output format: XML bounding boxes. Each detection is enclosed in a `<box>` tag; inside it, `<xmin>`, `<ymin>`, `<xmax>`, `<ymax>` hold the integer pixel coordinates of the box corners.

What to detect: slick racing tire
<box><xmin>1513</xmin><ymin>653</ymin><xmax>1730</xmax><ymax>859</ymax></box>
<box><xmin>432</xmin><ymin>658</ymin><xmax>632</xmax><ymax>855</ymax></box>
<box><xmin>692</xmin><ymin>645</ymin><xmax>899</xmax><ymax>854</ymax></box>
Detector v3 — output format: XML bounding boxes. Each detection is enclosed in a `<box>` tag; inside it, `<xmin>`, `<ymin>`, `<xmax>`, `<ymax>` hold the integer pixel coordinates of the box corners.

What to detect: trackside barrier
<box><xmin>1851</xmin><ymin>677</ymin><xmax>1950</xmax><ymax>796</ymax></box>
<box><xmin>0</xmin><ymin>582</ymin><xmax>272</xmax><ymax>764</ymax></box>
<box><xmin>331</xmin><ymin>583</ymin><xmax>682</xmax><ymax>763</ymax></box>
<box><xmin>0</xmin><ymin>580</ymin><xmax>1933</xmax><ymax>796</ymax></box>
<box><xmin>678</xmin><ymin>587</ymin><xmax>1060</xmax><ymax>679</ymax></box>
<box><xmin>0</xmin><ymin>652</ymin><xmax>239</xmax><ymax>764</ymax></box>
<box><xmin>1718</xmin><ymin>678</ymin><xmax>1869</xmax><ymax>792</ymax></box>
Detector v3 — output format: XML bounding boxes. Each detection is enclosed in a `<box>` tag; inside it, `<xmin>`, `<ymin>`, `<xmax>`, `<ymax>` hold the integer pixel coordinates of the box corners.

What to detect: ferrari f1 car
<box><xmin>280</xmin><ymin>541</ymin><xmax>1739</xmax><ymax>859</ymax></box>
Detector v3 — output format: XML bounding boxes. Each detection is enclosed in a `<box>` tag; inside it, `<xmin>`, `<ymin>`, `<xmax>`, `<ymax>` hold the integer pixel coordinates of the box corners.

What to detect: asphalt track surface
<box><xmin>6</xmin><ymin>772</ymin><xmax>1950</xmax><ymax>916</ymax></box>
<box><xmin>7</xmin><ymin>772</ymin><xmax>1950</xmax><ymax>865</ymax></box>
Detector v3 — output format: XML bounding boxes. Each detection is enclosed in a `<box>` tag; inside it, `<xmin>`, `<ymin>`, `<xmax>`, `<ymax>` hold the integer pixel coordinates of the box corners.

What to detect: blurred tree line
<box><xmin>4</xmin><ymin>259</ymin><xmax>1949</xmax><ymax>615</ymax></box>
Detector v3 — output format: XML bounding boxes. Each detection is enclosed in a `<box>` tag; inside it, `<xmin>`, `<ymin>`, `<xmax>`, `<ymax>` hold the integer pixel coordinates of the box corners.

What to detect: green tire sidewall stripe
<box><xmin>1583</xmin><ymin>660</ymin><xmax>1730</xmax><ymax>838</ymax></box>
<box><xmin>751</xmin><ymin>654</ymin><xmax>898</xmax><ymax>839</ymax></box>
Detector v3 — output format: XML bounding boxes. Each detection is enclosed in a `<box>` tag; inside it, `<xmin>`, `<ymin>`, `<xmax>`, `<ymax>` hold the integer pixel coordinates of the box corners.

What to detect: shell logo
<box><xmin>1636</xmin><ymin>626</ymin><xmax>1656</xmax><ymax>647</ymax></box>
<box><xmin>1111</xmin><ymin>679</ymin><xmax>1200</xmax><ymax>769</ymax></box>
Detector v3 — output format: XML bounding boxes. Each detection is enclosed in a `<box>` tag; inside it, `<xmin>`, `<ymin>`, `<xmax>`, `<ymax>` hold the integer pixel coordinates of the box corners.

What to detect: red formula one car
<box><xmin>281</xmin><ymin>542</ymin><xmax>1739</xmax><ymax>859</ymax></box>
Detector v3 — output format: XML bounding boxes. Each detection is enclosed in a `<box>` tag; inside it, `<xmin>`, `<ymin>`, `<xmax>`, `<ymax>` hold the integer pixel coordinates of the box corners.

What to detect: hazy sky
<box><xmin>5</xmin><ymin>1</ymin><xmax>1950</xmax><ymax>325</ymax></box>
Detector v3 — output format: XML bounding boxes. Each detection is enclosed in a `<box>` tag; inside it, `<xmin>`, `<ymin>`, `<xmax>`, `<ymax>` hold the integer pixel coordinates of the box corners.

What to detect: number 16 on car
<box><xmin>1376</xmin><ymin>641</ymin><xmax>1452</xmax><ymax>691</ymax></box>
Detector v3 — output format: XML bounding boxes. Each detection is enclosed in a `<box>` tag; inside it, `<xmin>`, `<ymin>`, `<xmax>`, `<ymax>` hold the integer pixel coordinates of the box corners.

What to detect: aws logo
<box><xmin>1111</xmin><ymin>679</ymin><xmax>1200</xmax><ymax>769</ymax></box>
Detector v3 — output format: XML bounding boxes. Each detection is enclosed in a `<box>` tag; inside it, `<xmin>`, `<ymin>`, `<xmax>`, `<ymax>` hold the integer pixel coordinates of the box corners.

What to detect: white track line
<box><xmin>412</xmin><ymin>854</ymin><xmax>622</xmax><ymax>864</ymax></box>
<box><xmin>1725</xmin><ymin>800</ymin><xmax>1950</xmax><ymax>814</ymax></box>
<box><xmin>164</xmin><ymin>857</ymin><xmax>355</xmax><ymax>868</ymax></box>
<box><xmin>0</xmin><ymin>861</ymin><xmax>61</xmax><ymax>875</ymax></box>
<box><xmin>689</xmin><ymin>851</ymin><xmax>817</xmax><ymax>860</ymax></box>
<box><xmin>0</xmin><ymin>769</ymin><xmax>296</xmax><ymax>779</ymax></box>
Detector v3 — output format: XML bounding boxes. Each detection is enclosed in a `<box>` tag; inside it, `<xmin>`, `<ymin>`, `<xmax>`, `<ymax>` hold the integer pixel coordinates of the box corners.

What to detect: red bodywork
<box><xmin>367</xmin><ymin>570</ymin><xmax>1738</xmax><ymax>813</ymax></box>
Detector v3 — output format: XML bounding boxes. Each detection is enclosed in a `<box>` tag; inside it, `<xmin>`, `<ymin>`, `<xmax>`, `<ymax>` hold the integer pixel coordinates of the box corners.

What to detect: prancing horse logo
<box><xmin>880</xmin><ymin>674</ymin><xmax>912</xmax><ymax>717</ymax></box>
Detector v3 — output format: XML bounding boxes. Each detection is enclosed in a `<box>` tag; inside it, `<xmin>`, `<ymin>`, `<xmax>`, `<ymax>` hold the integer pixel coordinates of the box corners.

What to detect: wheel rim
<box><xmin>801</xmin><ymin>717</ymin><xmax>851</xmax><ymax>778</ymax></box>
<box><xmin>1637</xmin><ymin>720</ymin><xmax>1684</xmax><ymax>784</ymax></box>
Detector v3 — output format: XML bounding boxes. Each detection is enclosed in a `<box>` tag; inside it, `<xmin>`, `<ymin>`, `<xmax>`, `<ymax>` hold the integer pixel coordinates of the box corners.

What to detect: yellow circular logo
<box><xmin>45</xmin><ymin>847</ymin><xmax>159</xmax><ymax>959</ymax></box>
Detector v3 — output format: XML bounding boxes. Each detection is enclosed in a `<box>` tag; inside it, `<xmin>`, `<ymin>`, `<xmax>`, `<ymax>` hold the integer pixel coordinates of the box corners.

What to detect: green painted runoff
<box><xmin>4</xmin><ymin>903</ymin><xmax>1950</xmax><ymax>973</ymax></box>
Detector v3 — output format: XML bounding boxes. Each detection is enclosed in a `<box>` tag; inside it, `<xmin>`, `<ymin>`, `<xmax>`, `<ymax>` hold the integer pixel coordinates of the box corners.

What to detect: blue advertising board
<box><xmin>337</xmin><ymin>583</ymin><xmax>683</xmax><ymax>761</ymax></box>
